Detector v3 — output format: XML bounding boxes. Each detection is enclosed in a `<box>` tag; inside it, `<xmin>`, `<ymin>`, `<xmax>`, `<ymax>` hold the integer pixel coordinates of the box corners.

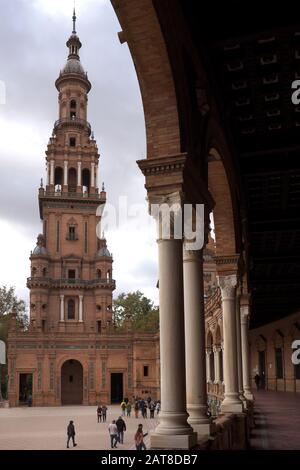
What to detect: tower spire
<box><xmin>72</xmin><ymin>5</ymin><xmax>77</xmax><ymax>34</ymax></box>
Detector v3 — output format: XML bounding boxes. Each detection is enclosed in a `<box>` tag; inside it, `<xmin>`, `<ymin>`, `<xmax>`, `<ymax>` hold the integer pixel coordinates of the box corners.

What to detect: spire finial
<box><xmin>72</xmin><ymin>3</ymin><xmax>77</xmax><ymax>34</ymax></box>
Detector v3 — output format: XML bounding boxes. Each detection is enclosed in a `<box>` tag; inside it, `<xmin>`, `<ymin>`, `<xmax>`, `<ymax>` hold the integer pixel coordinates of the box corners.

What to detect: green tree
<box><xmin>0</xmin><ymin>286</ymin><xmax>28</xmax><ymax>399</ymax></box>
<box><xmin>112</xmin><ymin>291</ymin><xmax>159</xmax><ymax>332</ymax></box>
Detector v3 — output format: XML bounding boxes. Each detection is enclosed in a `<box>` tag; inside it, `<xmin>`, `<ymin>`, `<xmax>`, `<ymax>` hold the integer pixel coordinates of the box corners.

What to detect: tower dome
<box><xmin>32</xmin><ymin>234</ymin><xmax>48</xmax><ymax>256</ymax></box>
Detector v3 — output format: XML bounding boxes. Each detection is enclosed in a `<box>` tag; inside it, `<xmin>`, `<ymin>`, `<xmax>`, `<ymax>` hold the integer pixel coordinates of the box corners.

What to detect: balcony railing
<box><xmin>27</xmin><ymin>277</ymin><xmax>116</xmax><ymax>289</ymax></box>
<box><xmin>54</xmin><ymin>117</ymin><xmax>91</xmax><ymax>135</ymax></box>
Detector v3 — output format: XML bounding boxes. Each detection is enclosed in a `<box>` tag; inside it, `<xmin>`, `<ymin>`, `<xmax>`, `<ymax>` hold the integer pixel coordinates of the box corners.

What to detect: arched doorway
<box><xmin>61</xmin><ymin>359</ymin><xmax>83</xmax><ymax>405</ymax></box>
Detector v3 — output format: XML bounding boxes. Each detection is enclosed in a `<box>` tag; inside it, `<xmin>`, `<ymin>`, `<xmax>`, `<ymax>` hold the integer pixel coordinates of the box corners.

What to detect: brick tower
<box><xmin>7</xmin><ymin>10</ymin><xmax>160</xmax><ymax>407</ymax></box>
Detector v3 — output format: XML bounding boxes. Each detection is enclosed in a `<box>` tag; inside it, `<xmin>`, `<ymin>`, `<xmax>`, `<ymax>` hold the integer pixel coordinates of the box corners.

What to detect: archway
<box><xmin>61</xmin><ymin>359</ymin><xmax>83</xmax><ymax>405</ymax></box>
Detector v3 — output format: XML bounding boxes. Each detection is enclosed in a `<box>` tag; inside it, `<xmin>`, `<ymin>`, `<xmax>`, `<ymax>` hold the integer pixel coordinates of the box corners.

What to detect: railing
<box><xmin>39</xmin><ymin>190</ymin><xmax>105</xmax><ymax>201</ymax></box>
<box><xmin>54</xmin><ymin>117</ymin><xmax>91</xmax><ymax>134</ymax></box>
<box><xmin>27</xmin><ymin>277</ymin><xmax>116</xmax><ymax>289</ymax></box>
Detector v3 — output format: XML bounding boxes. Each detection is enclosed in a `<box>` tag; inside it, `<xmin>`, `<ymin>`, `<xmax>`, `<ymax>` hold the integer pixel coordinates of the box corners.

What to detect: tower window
<box><xmin>68</xmin><ymin>226</ymin><xmax>76</xmax><ymax>241</ymax></box>
<box><xmin>68</xmin><ymin>269</ymin><xmax>76</xmax><ymax>280</ymax></box>
<box><xmin>96</xmin><ymin>269</ymin><xmax>101</xmax><ymax>279</ymax></box>
<box><xmin>97</xmin><ymin>320</ymin><xmax>102</xmax><ymax>334</ymax></box>
<box><xmin>67</xmin><ymin>299</ymin><xmax>75</xmax><ymax>320</ymax></box>
<box><xmin>70</xmin><ymin>111</ymin><xmax>76</xmax><ymax>119</ymax></box>
<box><xmin>69</xmin><ymin>137</ymin><xmax>76</xmax><ymax>147</ymax></box>
<box><xmin>143</xmin><ymin>366</ymin><xmax>149</xmax><ymax>377</ymax></box>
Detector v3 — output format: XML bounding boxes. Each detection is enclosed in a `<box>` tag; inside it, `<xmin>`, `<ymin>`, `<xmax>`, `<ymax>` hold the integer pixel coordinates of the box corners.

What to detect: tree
<box><xmin>112</xmin><ymin>291</ymin><xmax>159</xmax><ymax>332</ymax></box>
<box><xmin>0</xmin><ymin>286</ymin><xmax>28</xmax><ymax>399</ymax></box>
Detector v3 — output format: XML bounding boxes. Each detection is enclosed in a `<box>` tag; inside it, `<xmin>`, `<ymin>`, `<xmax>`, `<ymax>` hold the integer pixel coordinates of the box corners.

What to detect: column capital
<box><xmin>60</xmin><ymin>294</ymin><xmax>64</xmax><ymax>300</ymax></box>
<box><xmin>217</xmin><ymin>274</ymin><xmax>238</xmax><ymax>300</ymax></box>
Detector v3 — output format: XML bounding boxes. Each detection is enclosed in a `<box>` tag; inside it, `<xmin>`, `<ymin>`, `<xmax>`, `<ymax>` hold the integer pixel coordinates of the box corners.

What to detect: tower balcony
<box><xmin>27</xmin><ymin>277</ymin><xmax>116</xmax><ymax>290</ymax></box>
<box><xmin>54</xmin><ymin>117</ymin><xmax>91</xmax><ymax>136</ymax></box>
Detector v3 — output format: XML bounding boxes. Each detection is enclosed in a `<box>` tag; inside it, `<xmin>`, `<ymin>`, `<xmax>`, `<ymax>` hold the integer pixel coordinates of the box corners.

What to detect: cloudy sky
<box><xmin>0</xmin><ymin>0</ymin><xmax>158</xmax><ymax>309</ymax></box>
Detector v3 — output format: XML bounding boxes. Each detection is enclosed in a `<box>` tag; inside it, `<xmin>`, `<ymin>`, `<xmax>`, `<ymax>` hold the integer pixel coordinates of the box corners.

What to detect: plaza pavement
<box><xmin>0</xmin><ymin>405</ymin><xmax>158</xmax><ymax>450</ymax></box>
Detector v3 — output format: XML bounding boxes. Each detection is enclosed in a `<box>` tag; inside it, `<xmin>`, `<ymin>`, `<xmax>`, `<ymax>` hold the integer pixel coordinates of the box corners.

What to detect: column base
<box><xmin>150</xmin><ymin>431</ymin><xmax>197</xmax><ymax>450</ymax></box>
<box><xmin>192</xmin><ymin>422</ymin><xmax>216</xmax><ymax>439</ymax></box>
<box><xmin>221</xmin><ymin>400</ymin><xmax>244</xmax><ymax>413</ymax></box>
<box><xmin>244</xmin><ymin>391</ymin><xmax>254</xmax><ymax>401</ymax></box>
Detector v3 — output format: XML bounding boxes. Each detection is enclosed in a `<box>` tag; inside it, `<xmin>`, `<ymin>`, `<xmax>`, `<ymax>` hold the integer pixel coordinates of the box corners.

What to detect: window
<box><xmin>69</xmin><ymin>375</ymin><xmax>73</xmax><ymax>383</ymax></box>
<box><xmin>97</xmin><ymin>320</ymin><xmax>102</xmax><ymax>334</ymax></box>
<box><xmin>68</xmin><ymin>226</ymin><xmax>76</xmax><ymax>241</ymax></box>
<box><xmin>97</xmin><ymin>269</ymin><xmax>101</xmax><ymax>279</ymax></box>
<box><xmin>70</xmin><ymin>111</ymin><xmax>76</xmax><ymax>119</ymax></box>
<box><xmin>68</xmin><ymin>269</ymin><xmax>76</xmax><ymax>280</ymax></box>
<box><xmin>143</xmin><ymin>366</ymin><xmax>149</xmax><ymax>377</ymax></box>
<box><xmin>69</xmin><ymin>137</ymin><xmax>76</xmax><ymax>147</ymax></box>
<box><xmin>275</xmin><ymin>347</ymin><xmax>284</xmax><ymax>379</ymax></box>
<box><xmin>42</xmin><ymin>268</ymin><xmax>47</xmax><ymax>278</ymax></box>
<box><xmin>67</xmin><ymin>299</ymin><xmax>75</xmax><ymax>320</ymax></box>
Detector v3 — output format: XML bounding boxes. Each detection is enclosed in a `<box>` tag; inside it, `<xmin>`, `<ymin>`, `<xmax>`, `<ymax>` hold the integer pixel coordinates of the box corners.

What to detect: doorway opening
<box><xmin>258</xmin><ymin>350</ymin><xmax>266</xmax><ymax>389</ymax></box>
<box><xmin>61</xmin><ymin>359</ymin><xmax>83</xmax><ymax>405</ymax></box>
<box><xmin>19</xmin><ymin>373</ymin><xmax>33</xmax><ymax>405</ymax></box>
<box><xmin>110</xmin><ymin>373</ymin><xmax>123</xmax><ymax>403</ymax></box>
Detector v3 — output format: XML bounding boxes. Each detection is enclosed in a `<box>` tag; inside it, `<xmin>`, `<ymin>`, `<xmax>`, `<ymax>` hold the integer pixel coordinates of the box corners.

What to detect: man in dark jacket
<box><xmin>116</xmin><ymin>416</ymin><xmax>126</xmax><ymax>444</ymax></box>
<box><xmin>67</xmin><ymin>420</ymin><xmax>77</xmax><ymax>448</ymax></box>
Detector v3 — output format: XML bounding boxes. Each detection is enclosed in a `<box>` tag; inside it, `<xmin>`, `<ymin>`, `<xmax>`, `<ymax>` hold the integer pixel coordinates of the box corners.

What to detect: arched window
<box><xmin>67</xmin><ymin>299</ymin><xmax>75</xmax><ymax>320</ymax></box>
<box><xmin>82</xmin><ymin>168</ymin><xmax>90</xmax><ymax>194</ymax></box>
<box><xmin>42</xmin><ymin>268</ymin><xmax>47</xmax><ymax>278</ymax></box>
<box><xmin>54</xmin><ymin>167</ymin><xmax>63</xmax><ymax>191</ymax></box>
<box><xmin>107</xmin><ymin>270</ymin><xmax>111</xmax><ymax>281</ymax></box>
<box><xmin>96</xmin><ymin>269</ymin><xmax>101</xmax><ymax>279</ymax></box>
<box><xmin>70</xmin><ymin>100</ymin><xmax>77</xmax><ymax>119</ymax></box>
<box><xmin>31</xmin><ymin>267</ymin><xmax>37</xmax><ymax>278</ymax></box>
<box><xmin>68</xmin><ymin>168</ymin><xmax>77</xmax><ymax>192</ymax></box>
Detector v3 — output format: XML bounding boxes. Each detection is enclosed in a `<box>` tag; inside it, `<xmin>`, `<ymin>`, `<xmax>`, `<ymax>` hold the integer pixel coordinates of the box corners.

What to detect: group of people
<box><xmin>108</xmin><ymin>418</ymin><xmax>148</xmax><ymax>450</ymax></box>
<box><xmin>66</xmin><ymin>397</ymin><xmax>157</xmax><ymax>450</ymax></box>
<box><xmin>96</xmin><ymin>404</ymin><xmax>108</xmax><ymax>422</ymax></box>
<box><xmin>120</xmin><ymin>396</ymin><xmax>160</xmax><ymax>419</ymax></box>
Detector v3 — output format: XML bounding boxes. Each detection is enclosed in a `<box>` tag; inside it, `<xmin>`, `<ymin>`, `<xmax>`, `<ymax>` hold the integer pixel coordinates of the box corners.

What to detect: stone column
<box><xmin>60</xmin><ymin>295</ymin><xmax>64</xmax><ymax>322</ymax></box>
<box><xmin>183</xmin><ymin>248</ymin><xmax>212</xmax><ymax>436</ymax></box>
<box><xmin>240</xmin><ymin>305</ymin><xmax>254</xmax><ymax>400</ymax></box>
<box><xmin>91</xmin><ymin>163</ymin><xmax>95</xmax><ymax>188</ymax></box>
<box><xmin>150</xmin><ymin>226</ymin><xmax>196</xmax><ymax>449</ymax></box>
<box><xmin>213</xmin><ymin>346</ymin><xmax>221</xmax><ymax>384</ymax></box>
<box><xmin>50</xmin><ymin>160</ymin><xmax>55</xmax><ymax>186</ymax></box>
<box><xmin>236</xmin><ymin>289</ymin><xmax>246</xmax><ymax>403</ymax></box>
<box><xmin>79</xmin><ymin>295</ymin><xmax>83</xmax><ymax>322</ymax></box>
<box><xmin>218</xmin><ymin>275</ymin><xmax>244</xmax><ymax>413</ymax></box>
<box><xmin>77</xmin><ymin>162</ymin><xmax>82</xmax><ymax>187</ymax></box>
<box><xmin>206</xmin><ymin>350</ymin><xmax>211</xmax><ymax>383</ymax></box>
<box><xmin>64</xmin><ymin>160</ymin><xmax>68</xmax><ymax>187</ymax></box>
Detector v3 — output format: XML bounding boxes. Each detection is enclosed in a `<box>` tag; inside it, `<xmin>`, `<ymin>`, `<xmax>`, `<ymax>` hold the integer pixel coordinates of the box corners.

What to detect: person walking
<box><xmin>149</xmin><ymin>401</ymin><xmax>155</xmax><ymax>419</ymax></box>
<box><xmin>116</xmin><ymin>416</ymin><xmax>127</xmax><ymax>444</ymax></box>
<box><xmin>120</xmin><ymin>400</ymin><xmax>126</xmax><ymax>416</ymax></box>
<box><xmin>254</xmin><ymin>373</ymin><xmax>261</xmax><ymax>391</ymax></box>
<box><xmin>66</xmin><ymin>420</ymin><xmax>77</xmax><ymax>448</ymax></box>
<box><xmin>102</xmin><ymin>404</ymin><xmax>108</xmax><ymax>422</ymax></box>
<box><xmin>134</xmin><ymin>423</ymin><xmax>148</xmax><ymax>450</ymax></box>
<box><xmin>134</xmin><ymin>400</ymin><xmax>139</xmax><ymax>419</ymax></box>
<box><xmin>156</xmin><ymin>400</ymin><xmax>160</xmax><ymax>415</ymax></box>
<box><xmin>97</xmin><ymin>405</ymin><xmax>102</xmax><ymax>423</ymax></box>
<box><xmin>126</xmin><ymin>402</ymin><xmax>132</xmax><ymax>418</ymax></box>
<box><xmin>108</xmin><ymin>420</ymin><xmax>118</xmax><ymax>448</ymax></box>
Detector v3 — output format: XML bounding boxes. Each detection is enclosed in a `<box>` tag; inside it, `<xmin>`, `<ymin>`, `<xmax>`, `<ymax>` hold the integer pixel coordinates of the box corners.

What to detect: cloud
<box><xmin>0</xmin><ymin>0</ymin><xmax>157</xmax><ymax>303</ymax></box>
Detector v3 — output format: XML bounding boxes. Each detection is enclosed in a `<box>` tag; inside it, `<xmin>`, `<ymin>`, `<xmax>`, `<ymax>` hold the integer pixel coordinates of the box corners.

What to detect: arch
<box><xmin>68</xmin><ymin>168</ymin><xmax>77</xmax><ymax>192</ymax></box>
<box><xmin>111</xmin><ymin>0</ymin><xmax>181</xmax><ymax>158</ymax></box>
<box><xmin>82</xmin><ymin>168</ymin><xmax>90</xmax><ymax>193</ymax></box>
<box><xmin>208</xmin><ymin>147</ymin><xmax>237</xmax><ymax>257</ymax></box>
<box><xmin>61</xmin><ymin>359</ymin><xmax>83</xmax><ymax>405</ymax></box>
<box><xmin>96</xmin><ymin>269</ymin><xmax>101</xmax><ymax>279</ymax></box>
<box><xmin>54</xmin><ymin>166</ymin><xmax>63</xmax><ymax>190</ymax></box>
